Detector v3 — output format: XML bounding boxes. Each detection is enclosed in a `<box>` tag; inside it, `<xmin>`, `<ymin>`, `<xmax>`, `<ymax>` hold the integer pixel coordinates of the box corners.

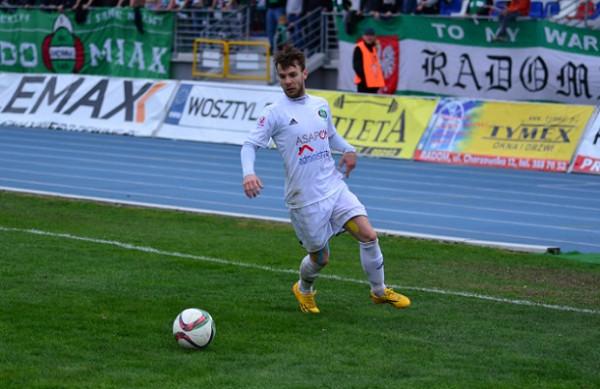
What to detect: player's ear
<box><xmin>302</xmin><ymin>68</ymin><xmax>308</xmax><ymax>80</ymax></box>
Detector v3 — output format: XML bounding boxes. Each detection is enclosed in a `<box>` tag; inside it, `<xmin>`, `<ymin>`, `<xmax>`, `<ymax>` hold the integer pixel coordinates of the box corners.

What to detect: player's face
<box><xmin>277</xmin><ymin>63</ymin><xmax>307</xmax><ymax>98</ymax></box>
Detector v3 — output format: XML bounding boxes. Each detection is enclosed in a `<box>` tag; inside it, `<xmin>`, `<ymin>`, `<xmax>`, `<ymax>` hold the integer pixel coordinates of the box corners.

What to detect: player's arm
<box><xmin>241</xmin><ymin>142</ymin><xmax>263</xmax><ymax>198</ymax></box>
<box><xmin>327</xmin><ymin>105</ymin><xmax>357</xmax><ymax>178</ymax></box>
<box><xmin>329</xmin><ymin>132</ymin><xmax>357</xmax><ymax>178</ymax></box>
<box><xmin>240</xmin><ymin>106</ymin><xmax>274</xmax><ymax>198</ymax></box>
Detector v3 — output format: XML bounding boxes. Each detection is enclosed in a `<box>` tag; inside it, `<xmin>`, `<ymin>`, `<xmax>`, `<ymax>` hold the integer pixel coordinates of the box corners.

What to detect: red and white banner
<box><xmin>0</xmin><ymin>73</ymin><xmax>176</xmax><ymax>136</ymax></box>
<box><xmin>378</xmin><ymin>36</ymin><xmax>399</xmax><ymax>95</ymax></box>
<box><xmin>571</xmin><ymin>110</ymin><xmax>600</xmax><ymax>174</ymax></box>
<box><xmin>339</xmin><ymin>36</ymin><xmax>400</xmax><ymax>95</ymax></box>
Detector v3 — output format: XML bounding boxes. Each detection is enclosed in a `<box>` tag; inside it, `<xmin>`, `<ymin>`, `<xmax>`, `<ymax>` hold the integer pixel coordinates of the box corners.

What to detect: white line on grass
<box><xmin>1</xmin><ymin>225</ymin><xmax>597</xmax><ymax>315</ymax></box>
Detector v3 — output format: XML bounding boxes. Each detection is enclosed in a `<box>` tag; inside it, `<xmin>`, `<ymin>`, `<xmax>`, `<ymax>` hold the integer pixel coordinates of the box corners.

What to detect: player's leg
<box><xmin>344</xmin><ymin>215</ymin><xmax>410</xmax><ymax>309</ymax></box>
<box><xmin>292</xmin><ymin>244</ymin><xmax>329</xmax><ymax>314</ymax></box>
<box><xmin>290</xmin><ymin>199</ymin><xmax>335</xmax><ymax>314</ymax></box>
<box><xmin>345</xmin><ymin>215</ymin><xmax>385</xmax><ymax>295</ymax></box>
<box><xmin>330</xmin><ymin>187</ymin><xmax>411</xmax><ymax>309</ymax></box>
<box><xmin>299</xmin><ymin>243</ymin><xmax>330</xmax><ymax>293</ymax></box>
<box><xmin>347</xmin><ymin>217</ymin><xmax>412</xmax><ymax>308</ymax></box>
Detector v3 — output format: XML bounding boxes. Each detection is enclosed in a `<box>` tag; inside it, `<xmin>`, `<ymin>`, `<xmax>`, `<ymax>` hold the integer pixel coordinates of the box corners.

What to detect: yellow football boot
<box><xmin>292</xmin><ymin>281</ymin><xmax>320</xmax><ymax>314</ymax></box>
<box><xmin>370</xmin><ymin>287</ymin><xmax>411</xmax><ymax>309</ymax></box>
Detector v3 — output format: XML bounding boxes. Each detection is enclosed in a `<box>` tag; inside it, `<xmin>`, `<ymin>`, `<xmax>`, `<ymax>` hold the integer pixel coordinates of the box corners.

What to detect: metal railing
<box><xmin>172</xmin><ymin>6</ymin><xmax>251</xmax><ymax>55</ymax></box>
<box><xmin>191</xmin><ymin>38</ymin><xmax>270</xmax><ymax>81</ymax></box>
<box><xmin>273</xmin><ymin>8</ymin><xmax>325</xmax><ymax>58</ymax></box>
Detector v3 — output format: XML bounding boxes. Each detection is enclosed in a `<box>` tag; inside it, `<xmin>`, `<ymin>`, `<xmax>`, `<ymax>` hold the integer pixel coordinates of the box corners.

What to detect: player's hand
<box><xmin>243</xmin><ymin>174</ymin><xmax>264</xmax><ymax>198</ymax></box>
<box><xmin>339</xmin><ymin>152</ymin><xmax>357</xmax><ymax>178</ymax></box>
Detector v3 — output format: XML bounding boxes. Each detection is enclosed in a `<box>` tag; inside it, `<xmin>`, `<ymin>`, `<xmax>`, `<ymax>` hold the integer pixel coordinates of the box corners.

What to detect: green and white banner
<box><xmin>338</xmin><ymin>16</ymin><xmax>600</xmax><ymax>104</ymax></box>
<box><xmin>0</xmin><ymin>8</ymin><xmax>173</xmax><ymax>78</ymax></box>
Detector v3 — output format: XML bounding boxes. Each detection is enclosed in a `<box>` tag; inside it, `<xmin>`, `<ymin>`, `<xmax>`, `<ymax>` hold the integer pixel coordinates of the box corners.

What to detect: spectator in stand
<box><xmin>286</xmin><ymin>0</ymin><xmax>303</xmax><ymax>47</ymax></box>
<box><xmin>166</xmin><ymin>0</ymin><xmax>192</xmax><ymax>10</ymax></box>
<box><xmin>275</xmin><ymin>13</ymin><xmax>290</xmax><ymax>50</ymax></box>
<box><xmin>1</xmin><ymin>0</ymin><xmax>35</xmax><ymax>9</ymax></box>
<box><xmin>145</xmin><ymin>0</ymin><xmax>162</xmax><ymax>8</ymax></box>
<box><xmin>1</xmin><ymin>0</ymin><xmax>28</xmax><ymax>7</ymax></box>
<box><xmin>494</xmin><ymin>0</ymin><xmax>530</xmax><ymax>41</ymax></box>
<box><xmin>361</xmin><ymin>0</ymin><xmax>382</xmax><ymax>18</ymax></box>
<box><xmin>415</xmin><ymin>0</ymin><xmax>438</xmax><ymax>14</ymax></box>
<box><xmin>402</xmin><ymin>0</ymin><xmax>417</xmax><ymax>14</ymax></box>
<box><xmin>212</xmin><ymin>0</ymin><xmax>236</xmax><ymax>10</ymax></box>
<box><xmin>380</xmin><ymin>0</ymin><xmax>400</xmax><ymax>16</ymax></box>
<box><xmin>25</xmin><ymin>0</ymin><xmax>77</xmax><ymax>11</ymax></box>
<box><xmin>361</xmin><ymin>0</ymin><xmax>401</xmax><ymax>19</ymax></box>
<box><xmin>74</xmin><ymin>0</ymin><xmax>118</xmax><ymax>9</ymax></box>
<box><xmin>352</xmin><ymin>27</ymin><xmax>384</xmax><ymax>94</ymax></box>
<box><xmin>572</xmin><ymin>0</ymin><xmax>595</xmax><ymax>20</ymax></box>
<box><xmin>467</xmin><ymin>0</ymin><xmax>493</xmax><ymax>16</ymax></box>
<box><xmin>342</xmin><ymin>0</ymin><xmax>363</xmax><ymax>34</ymax></box>
<box><xmin>265</xmin><ymin>0</ymin><xmax>285</xmax><ymax>54</ymax></box>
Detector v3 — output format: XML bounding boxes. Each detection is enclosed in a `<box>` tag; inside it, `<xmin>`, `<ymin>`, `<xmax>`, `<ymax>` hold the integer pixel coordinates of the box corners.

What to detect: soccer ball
<box><xmin>172</xmin><ymin>308</ymin><xmax>216</xmax><ymax>349</ymax></box>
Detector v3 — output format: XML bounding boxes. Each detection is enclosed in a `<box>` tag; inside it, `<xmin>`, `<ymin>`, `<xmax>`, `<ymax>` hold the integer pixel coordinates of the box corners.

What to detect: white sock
<box><xmin>359</xmin><ymin>239</ymin><xmax>386</xmax><ymax>296</ymax></box>
<box><xmin>299</xmin><ymin>255</ymin><xmax>324</xmax><ymax>293</ymax></box>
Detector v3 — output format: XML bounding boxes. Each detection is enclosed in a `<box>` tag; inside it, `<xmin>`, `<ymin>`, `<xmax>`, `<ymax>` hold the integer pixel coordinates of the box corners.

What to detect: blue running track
<box><xmin>1</xmin><ymin>126</ymin><xmax>599</xmax><ymax>254</ymax></box>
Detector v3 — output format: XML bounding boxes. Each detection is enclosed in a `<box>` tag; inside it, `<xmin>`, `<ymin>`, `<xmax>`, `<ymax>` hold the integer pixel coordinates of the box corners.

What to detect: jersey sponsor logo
<box><xmin>298</xmin><ymin>144</ymin><xmax>314</xmax><ymax>155</ymax></box>
<box><xmin>295</xmin><ymin>129</ymin><xmax>327</xmax><ymax>145</ymax></box>
<box><xmin>258</xmin><ymin>116</ymin><xmax>266</xmax><ymax>127</ymax></box>
<box><xmin>298</xmin><ymin>150</ymin><xmax>331</xmax><ymax>165</ymax></box>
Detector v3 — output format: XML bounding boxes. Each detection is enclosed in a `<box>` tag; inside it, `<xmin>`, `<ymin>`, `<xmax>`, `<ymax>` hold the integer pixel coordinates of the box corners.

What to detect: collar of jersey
<box><xmin>286</xmin><ymin>94</ymin><xmax>308</xmax><ymax>103</ymax></box>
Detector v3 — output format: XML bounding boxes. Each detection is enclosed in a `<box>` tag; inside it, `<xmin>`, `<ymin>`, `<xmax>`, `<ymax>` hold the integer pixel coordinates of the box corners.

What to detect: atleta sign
<box><xmin>0</xmin><ymin>9</ymin><xmax>173</xmax><ymax>78</ymax></box>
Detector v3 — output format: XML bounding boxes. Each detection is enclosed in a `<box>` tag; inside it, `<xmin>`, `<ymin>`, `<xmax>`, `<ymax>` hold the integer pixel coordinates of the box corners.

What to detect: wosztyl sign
<box><xmin>158</xmin><ymin>81</ymin><xmax>281</xmax><ymax>145</ymax></box>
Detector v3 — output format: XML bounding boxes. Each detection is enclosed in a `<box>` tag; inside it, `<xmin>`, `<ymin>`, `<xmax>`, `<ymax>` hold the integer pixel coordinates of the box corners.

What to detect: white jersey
<box><xmin>245</xmin><ymin>93</ymin><xmax>346</xmax><ymax>208</ymax></box>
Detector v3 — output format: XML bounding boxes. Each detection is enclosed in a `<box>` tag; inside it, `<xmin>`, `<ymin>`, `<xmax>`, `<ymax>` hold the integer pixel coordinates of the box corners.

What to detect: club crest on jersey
<box><xmin>318</xmin><ymin>107</ymin><xmax>328</xmax><ymax>120</ymax></box>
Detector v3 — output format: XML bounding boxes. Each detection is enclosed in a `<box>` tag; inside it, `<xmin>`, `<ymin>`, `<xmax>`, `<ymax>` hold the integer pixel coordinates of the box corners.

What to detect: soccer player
<box><xmin>240</xmin><ymin>46</ymin><xmax>410</xmax><ymax>314</ymax></box>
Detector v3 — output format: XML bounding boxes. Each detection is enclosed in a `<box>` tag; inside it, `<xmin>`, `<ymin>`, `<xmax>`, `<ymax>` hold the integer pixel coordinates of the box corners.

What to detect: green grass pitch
<box><xmin>1</xmin><ymin>191</ymin><xmax>599</xmax><ymax>388</ymax></box>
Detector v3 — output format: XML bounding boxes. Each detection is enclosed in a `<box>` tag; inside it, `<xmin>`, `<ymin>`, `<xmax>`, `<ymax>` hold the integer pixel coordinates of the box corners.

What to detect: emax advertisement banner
<box><xmin>158</xmin><ymin>81</ymin><xmax>283</xmax><ymax>145</ymax></box>
<box><xmin>0</xmin><ymin>73</ymin><xmax>176</xmax><ymax>136</ymax></box>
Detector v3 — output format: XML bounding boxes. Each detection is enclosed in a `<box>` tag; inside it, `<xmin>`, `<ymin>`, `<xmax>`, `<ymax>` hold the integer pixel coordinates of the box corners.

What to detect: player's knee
<box><xmin>360</xmin><ymin>230</ymin><xmax>378</xmax><ymax>243</ymax></box>
<box><xmin>310</xmin><ymin>246</ymin><xmax>329</xmax><ymax>266</ymax></box>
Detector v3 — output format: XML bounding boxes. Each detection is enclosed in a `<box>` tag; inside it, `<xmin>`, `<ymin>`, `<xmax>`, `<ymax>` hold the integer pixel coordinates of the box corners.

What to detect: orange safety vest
<box><xmin>353</xmin><ymin>40</ymin><xmax>385</xmax><ymax>88</ymax></box>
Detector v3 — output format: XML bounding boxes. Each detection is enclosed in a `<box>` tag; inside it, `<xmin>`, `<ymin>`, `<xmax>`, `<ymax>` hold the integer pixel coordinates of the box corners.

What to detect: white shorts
<box><xmin>290</xmin><ymin>186</ymin><xmax>367</xmax><ymax>253</ymax></box>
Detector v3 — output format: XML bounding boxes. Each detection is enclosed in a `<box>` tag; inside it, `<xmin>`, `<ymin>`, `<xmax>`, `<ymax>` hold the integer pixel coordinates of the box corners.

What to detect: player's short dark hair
<box><xmin>274</xmin><ymin>46</ymin><xmax>305</xmax><ymax>71</ymax></box>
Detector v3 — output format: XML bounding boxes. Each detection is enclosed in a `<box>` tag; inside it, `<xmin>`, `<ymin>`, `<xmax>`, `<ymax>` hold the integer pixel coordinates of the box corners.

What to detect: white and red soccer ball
<box><xmin>172</xmin><ymin>308</ymin><xmax>215</xmax><ymax>349</ymax></box>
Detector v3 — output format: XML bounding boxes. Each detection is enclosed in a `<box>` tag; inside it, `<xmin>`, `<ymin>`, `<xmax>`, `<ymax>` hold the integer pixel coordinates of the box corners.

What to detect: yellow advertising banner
<box><xmin>310</xmin><ymin>90</ymin><xmax>437</xmax><ymax>159</ymax></box>
<box><xmin>416</xmin><ymin>99</ymin><xmax>595</xmax><ymax>172</ymax></box>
